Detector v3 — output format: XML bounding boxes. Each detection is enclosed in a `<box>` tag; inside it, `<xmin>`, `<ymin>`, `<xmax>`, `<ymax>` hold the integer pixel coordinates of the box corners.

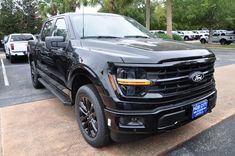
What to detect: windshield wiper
<box><xmin>124</xmin><ymin>35</ymin><xmax>149</xmax><ymax>38</ymax></box>
<box><xmin>81</xmin><ymin>36</ymin><xmax>122</xmax><ymax>39</ymax></box>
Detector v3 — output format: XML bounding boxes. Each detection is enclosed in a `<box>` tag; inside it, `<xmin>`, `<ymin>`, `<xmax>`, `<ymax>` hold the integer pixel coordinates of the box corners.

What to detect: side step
<box><xmin>38</xmin><ymin>78</ymin><xmax>72</xmax><ymax>106</ymax></box>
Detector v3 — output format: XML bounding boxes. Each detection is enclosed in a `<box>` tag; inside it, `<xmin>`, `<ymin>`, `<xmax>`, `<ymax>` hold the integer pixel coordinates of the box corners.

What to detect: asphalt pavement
<box><xmin>0</xmin><ymin>55</ymin><xmax>54</xmax><ymax>107</ymax></box>
<box><xmin>165</xmin><ymin>115</ymin><xmax>235</xmax><ymax>156</ymax></box>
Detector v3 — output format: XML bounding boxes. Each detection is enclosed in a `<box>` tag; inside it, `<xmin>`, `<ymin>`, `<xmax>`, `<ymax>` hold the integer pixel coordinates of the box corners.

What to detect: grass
<box><xmin>203</xmin><ymin>44</ymin><xmax>235</xmax><ymax>49</ymax></box>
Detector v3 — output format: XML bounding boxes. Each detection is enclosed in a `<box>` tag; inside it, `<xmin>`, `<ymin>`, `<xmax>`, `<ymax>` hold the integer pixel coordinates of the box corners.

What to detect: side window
<box><xmin>41</xmin><ymin>20</ymin><xmax>53</xmax><ymax>41</ymax></box>
<box><xmin>213</xmin><ymin>33</ymin><xmax>219</xmax><ymax>37</ymax></box>
<box><xmin>52</xmin><ymin>18</ymin><xmax>68</xmax><ymax>39</ymax></box>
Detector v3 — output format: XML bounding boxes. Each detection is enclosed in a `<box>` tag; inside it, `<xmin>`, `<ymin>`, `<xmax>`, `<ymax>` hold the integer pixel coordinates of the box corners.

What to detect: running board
<box><xmin>38</xmin><ymin>78</ymin><xmax>72</xmax><ymax>106</ymax></box>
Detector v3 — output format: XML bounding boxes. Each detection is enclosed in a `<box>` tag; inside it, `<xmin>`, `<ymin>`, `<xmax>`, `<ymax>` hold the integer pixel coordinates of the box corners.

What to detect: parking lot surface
<box><xmin>0</xmin><ymin>48</ymin><xmax>235</xmax><ymax>155</ymax></box>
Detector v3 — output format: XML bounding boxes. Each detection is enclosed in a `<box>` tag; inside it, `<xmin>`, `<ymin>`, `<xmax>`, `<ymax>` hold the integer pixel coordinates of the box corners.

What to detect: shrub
<box><xmin>153</xmin><ymin>32</ymin><xmax>183</xmax><ymax>41</ymax></box>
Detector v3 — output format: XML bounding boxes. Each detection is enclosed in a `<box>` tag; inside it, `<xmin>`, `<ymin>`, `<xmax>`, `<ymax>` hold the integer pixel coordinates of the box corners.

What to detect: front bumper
<box><xmin>104</xmin><ymin>90</ymin><xmax>217</xmax><ymax>136</ymax></box>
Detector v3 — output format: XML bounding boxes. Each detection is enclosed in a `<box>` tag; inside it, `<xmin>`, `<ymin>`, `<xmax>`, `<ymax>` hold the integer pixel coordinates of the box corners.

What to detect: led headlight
<box><xmin>116</xmin><ymin>68</ymin><xmax>150</xmax><ymax>96</ymax></box>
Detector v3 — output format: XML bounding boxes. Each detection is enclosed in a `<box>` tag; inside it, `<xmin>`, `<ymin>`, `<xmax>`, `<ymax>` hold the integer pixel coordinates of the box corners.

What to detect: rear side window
<box><xmin>52</xmin><ymin>18</ymin><xmax>68</xmax><ymax>39</ymax></box>
<box><xmin>41</xmin><ymin>20</ymin><xmax>53</xmax><ymax>41</ymax></box>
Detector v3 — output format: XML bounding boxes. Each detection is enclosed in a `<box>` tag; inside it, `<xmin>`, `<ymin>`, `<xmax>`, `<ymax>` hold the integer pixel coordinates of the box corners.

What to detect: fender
<box><xmin>67</xmin><ymin>64</ymin><xmax>109</xmax><ymax>97</ymax></box>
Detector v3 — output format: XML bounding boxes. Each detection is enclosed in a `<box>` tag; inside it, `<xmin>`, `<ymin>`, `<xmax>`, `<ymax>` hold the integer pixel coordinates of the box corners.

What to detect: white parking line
<box><xmin>1</xmin><ymin>59</ymin><xmax>9</xmax><ymax>86</ymax></box>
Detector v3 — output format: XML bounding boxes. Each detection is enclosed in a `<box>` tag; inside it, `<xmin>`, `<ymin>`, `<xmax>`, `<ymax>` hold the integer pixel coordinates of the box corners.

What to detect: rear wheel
<box><xmin>220</xmin><ymin>39</ymin><xmax>226</xmax><ymax>45</ymax></box>
<box><xmin>75</xmin><ymin>84</ymin><xmax>110</xmax><ymax>148</ymax></box>
<box><xmin>30</xmin><ymin>62</ymin><xmax>44</xmax><ymax>89</ymax></box>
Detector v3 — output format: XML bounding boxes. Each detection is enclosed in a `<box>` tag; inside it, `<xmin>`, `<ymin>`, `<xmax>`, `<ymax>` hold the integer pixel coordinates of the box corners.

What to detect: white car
<box><xmin>200</xmin><ymin>32</ymin><xmax>234</xmax><ymax>45</ymax></box>
<box><xmin>177</xmin><ymin>31</ymin><xmax>196</xmax><ymax>41</ymax></box>
<box><xmin>5</xmin><ymin>33</ymin><xmax>35</xmax><ymax>63</ymax></box>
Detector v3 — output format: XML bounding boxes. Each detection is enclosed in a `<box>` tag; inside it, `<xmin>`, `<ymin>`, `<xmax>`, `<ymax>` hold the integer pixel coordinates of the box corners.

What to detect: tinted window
<box><xmin>213</xmin><ymin>33</ymin><xmax>220</xmax><ymax>36</ymax></box>
<box><xmin>41</xmin><ymin>20</ymin><xmax>53</xmax><ymax>41</ymax></box>
<box><xmin>52</xmin><ymin>18</ymin><xmax>67</xmax><ymax>38</ymax></box>
<box><xmin>71</xmin><ymin>15</ymin><xmax>154</xmax><ymax>38</ymax></box>
<box><xmin>10</xmin><ymin>35</ymin><xmax>34</xmax><ymax>42</ymax></box>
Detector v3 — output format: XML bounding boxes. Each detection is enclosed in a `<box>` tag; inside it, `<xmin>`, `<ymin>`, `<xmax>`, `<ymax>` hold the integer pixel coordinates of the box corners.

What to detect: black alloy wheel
<box><xmin>79</xmin><ymin>96</ymin><xmax>98</xmax><ymax>138</ymax></box>
<box><xmin>75</xmin><ymin>84</ymin><xmax>110</xmax><ymax>147</ymax></box>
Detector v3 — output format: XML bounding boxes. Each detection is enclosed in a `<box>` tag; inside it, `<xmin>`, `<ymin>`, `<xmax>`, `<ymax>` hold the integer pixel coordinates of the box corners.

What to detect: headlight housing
<box><xmin>114</xmin><ymin>67</ymin><xmax>150</xmax><ymax>96</ymax></box>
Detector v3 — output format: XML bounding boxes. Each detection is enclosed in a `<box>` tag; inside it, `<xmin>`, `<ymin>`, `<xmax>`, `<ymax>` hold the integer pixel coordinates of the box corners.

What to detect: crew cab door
<box><xmin>36</xmin><ymin>19</ymin><xmax>55</xmax><ymax>75</ymax></box>
<box><xmin>47</xmin><ymin>18</ymin><xmax>70</xmax><ymax>86</ymax></box>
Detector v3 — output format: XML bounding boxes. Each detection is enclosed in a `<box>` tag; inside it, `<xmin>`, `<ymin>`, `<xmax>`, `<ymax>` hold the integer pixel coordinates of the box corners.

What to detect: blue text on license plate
<box><xmin>192</xmin><ymin>100</ymin><xmax>208</xmax><ymax>119</ymax></box>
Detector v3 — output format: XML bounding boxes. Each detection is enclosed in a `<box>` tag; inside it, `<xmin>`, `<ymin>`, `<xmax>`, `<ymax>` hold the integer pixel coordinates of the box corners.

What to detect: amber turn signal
<box><xmin>108</xmin><ymin>73</ymin><xmax>117</xmax><ymax>91</ymax></box>
<box><xmin>117</xmin><ymin>78</ymin><xmax>151</xmax><ymax>86</ymax></box>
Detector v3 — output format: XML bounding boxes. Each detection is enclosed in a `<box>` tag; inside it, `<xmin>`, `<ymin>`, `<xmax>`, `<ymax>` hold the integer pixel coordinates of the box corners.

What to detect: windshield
<box><xmin>71</xmin><ymin>14</ymin><xmax>154</xmax><ymax>39</ymax></box>
<box><xmin>10</xmin><ymin>35</ymin><xmax>34</xmax><ymax>42</ymax></box>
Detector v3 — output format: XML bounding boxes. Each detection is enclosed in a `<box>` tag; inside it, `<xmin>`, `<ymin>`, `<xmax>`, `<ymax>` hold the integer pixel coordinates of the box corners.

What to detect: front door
<box><xmin>47</xmin><ymin>18</ymin><xmax>70</xmax><ymax>86</ymax></box>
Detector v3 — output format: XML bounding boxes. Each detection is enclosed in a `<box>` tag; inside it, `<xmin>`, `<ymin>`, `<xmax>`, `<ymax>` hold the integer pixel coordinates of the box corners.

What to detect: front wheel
<box><xmin>184</xmin><ymin>36</ymin><xmax>189</xmax><ymax>41</ymax></box>
<box><xmin>75</xmin><ymin>84</ymin><xmax>110</xmax><ymax>148</ymax></box>
<box><xmin>10</xmin><ymin>54</ymin><xmax>15</xmax><ymax>63</ymax></box>
<box><xmin>200</xmin><ymin>39</ymin><xmax>206</xmax><ymax>44</ymax></box>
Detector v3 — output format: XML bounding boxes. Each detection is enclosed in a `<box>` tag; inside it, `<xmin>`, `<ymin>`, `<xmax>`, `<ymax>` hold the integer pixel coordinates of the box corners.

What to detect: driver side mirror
<box><xmin>45</xmin><ymin>36</ymin><xmax>67</xmax><ymax>49</ymax></box>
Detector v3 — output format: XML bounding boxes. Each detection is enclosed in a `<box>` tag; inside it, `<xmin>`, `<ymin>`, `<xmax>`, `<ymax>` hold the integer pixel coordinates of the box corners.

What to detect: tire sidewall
<box><xmin>75</xmin><ymin>85</ymin><xmax>109</xmax><ymax>147</ymax></box>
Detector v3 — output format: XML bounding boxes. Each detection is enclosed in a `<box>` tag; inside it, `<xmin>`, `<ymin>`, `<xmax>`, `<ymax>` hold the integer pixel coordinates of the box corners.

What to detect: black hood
<box><xmin>82</xmin><ymin>38</ymin><xmax>213</xmax><ymax>63</ymax></box>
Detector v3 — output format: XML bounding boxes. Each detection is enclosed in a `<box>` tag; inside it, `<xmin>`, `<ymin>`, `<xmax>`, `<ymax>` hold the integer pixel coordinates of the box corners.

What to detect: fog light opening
<box><xmin>119</xmin><ymin>116</ymin><xmax>145</xmax><ymax>129</ymax></box>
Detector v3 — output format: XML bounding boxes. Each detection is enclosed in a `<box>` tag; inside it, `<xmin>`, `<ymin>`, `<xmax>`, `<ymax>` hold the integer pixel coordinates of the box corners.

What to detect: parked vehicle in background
<box><xmin>200</xmin><ymin>32</ymin><xmax>234</xmax><ymax>45</ymax></box>
<box><xmin>193</xmin><ymin>31</ymin><xmax>209</xmax><ymax>40</ymax></box>
<box><xmin>1</xmin><ymin>35</ymin><xmax>9</xmax><ymax>52</ymax></box>
<box><xmin>5</xmin><ymin>33</ymin><xmax>35</xmax><ymax>63</ymax></box>
<box><xmin>28</xmin><ymin>13</ymin><xmax>217</xmax><ymax>147</ymax></box>
<box><xmin>0</xmin><ymin>38</ymin><xmax>4</xmax><ymax>49</ymax></box>
<box><xmin>150</xmin><ymin>30</ymin><xmax>166</xmax><ymax>34</ymax></box>
<box><xmin>177</xmin><ymin>31</ymin><xmax>196</xmax><ymax>41</ymax></box>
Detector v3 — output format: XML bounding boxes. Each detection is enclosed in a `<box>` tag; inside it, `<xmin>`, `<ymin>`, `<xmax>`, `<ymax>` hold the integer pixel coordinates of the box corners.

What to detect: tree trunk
<box><xmin>109</xmin><ymin>0</ymin><xmax>115</xmax><ymax>13</ymax></box>
<box><xmin>208</xmin><ymin>28</ymin><xmax>213</xmax><ymax>44</ymax></box>
<box><xmin>146</xmin><ymin>0</ymin><xmax>150</xmax><ymax>30</ymax></box>
<box><xmin>166</xmin><ymin>0</ymin><xmax>172</xmax><ymax>38</ymax></box>
<box><xmin>71</xmin><ymin>0</ymin><xmax>77</xmax><ymax>12</ymax></box>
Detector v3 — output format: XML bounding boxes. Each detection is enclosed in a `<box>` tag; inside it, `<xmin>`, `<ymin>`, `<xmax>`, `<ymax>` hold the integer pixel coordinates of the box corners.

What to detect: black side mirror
<box><xmin>45</xmin><ymin>36</ymin><xmax>67</xmax><ymax>49</ymax></box>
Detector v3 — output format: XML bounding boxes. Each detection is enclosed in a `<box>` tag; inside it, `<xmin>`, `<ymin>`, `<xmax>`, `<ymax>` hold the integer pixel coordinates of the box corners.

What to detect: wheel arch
<box><xmin>67</xmin><ymin>66</ymin><xmax>107</xmax><ymax>105</ymax></box>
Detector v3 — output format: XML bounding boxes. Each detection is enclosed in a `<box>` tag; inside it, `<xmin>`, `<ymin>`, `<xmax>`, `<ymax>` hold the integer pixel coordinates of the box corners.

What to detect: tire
<box><xmin>184</xmin><ymin>36</ymin><xmax>189</xmax><ymax>41</ymax></box>
<box><xmin>75</xmin><ymin>84</ymin><xmax>110</xmax><ymax>148</ymax></box>
<box><xmin>10</xmin><ymin>54</ymin><xmax>15</xmax><ymax>63</ymax></box>
<box><xmin>30</xmin><ymin>62</ymin><xmax>44</xmax><ymax>89</ymax></box>
<box><xmin>220</xmin><ymin>39</ymin><xmax>226</xmax><ymax>45</ymax></box>
<box><xmin>5</xmin><ymin>53</ymin><xmax>9</xmax><ymax>59</ymax></box>
<box><xmin>200</xmin><ymin>39</ymin><xmax>206</xmax><ymax>44</ymax></box>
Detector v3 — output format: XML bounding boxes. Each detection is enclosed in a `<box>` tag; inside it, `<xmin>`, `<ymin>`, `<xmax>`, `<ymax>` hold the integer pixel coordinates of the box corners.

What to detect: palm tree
<box><xmin>146</xmin><ymin>0</ymin><xmax>150</xmax><ymax>30</ymax></box>
<box><xmin>166</xmin><ymin>0</ymin><xmax>172</xmax><ymax>38</ymax></box>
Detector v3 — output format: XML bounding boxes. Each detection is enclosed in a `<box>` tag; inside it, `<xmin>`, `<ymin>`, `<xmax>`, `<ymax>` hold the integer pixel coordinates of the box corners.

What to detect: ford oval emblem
<box><xmin>189</xmin><ymin>71</ymin><xmax>204</xmax><ymax>82</ymax></box>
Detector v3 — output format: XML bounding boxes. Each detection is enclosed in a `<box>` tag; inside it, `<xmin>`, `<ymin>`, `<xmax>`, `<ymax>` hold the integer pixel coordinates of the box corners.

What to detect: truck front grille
<box><xmin>145</xmin><ymin>57</ymin><xmax>216</xmax><ymax>104</ymax></box>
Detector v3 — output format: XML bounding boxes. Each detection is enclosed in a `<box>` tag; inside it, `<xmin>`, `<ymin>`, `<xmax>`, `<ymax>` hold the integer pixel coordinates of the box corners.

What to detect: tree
<box><xmin>146</xmin><ymin>0</ymin><xmax>150</xmax><ymax>30</ymax></box>
<box><xmin>166</xmin><ymin>0</ymin><xmax>172</xmax><ymax>37</ymax></box>
<box><xmin>0</xmin><ymin>0</ymin><xmax>22</xmax><ymax>35</ymax></box>
<box><xmin>173</xmin><ymin>0</ymin><xmax>235</xmax><ymax>43</ymax></box>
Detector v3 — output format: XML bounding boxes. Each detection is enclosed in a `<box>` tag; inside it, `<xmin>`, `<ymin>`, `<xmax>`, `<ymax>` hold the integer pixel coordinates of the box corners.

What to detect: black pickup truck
<box><xmin>28</xmin><ymin>13</ymin><xmax>217</xmax><ymax>147</ymax></box>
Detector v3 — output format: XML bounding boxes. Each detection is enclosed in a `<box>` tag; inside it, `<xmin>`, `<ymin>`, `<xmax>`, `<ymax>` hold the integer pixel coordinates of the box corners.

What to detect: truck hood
<box><xmin>82</xmin><ymin>38</ymin><xmax>213</xmax><ymax>63</ymax></box>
